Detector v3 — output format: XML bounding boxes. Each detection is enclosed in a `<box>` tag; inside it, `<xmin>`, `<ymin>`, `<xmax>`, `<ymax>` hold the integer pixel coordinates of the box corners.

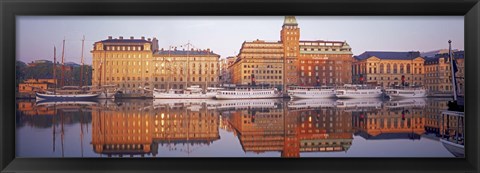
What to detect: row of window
<box><xmin>243</xmin><ymin>70</ymin><xmax>282</xmax><ymax>74</ymax></box>
<box><xmin>101</xmin><ymin>76</ymin><xmax>216</xmax><ymax>82</ymax></box>
<box><xmin>105</xmin><ymin>46</ymin><xmax>145</xmax><ymax>51</ymax></box>
<box><xmin>243</xmin><ymin>75</ymin><xmax>281</xmax><ymax>80</ymax></box>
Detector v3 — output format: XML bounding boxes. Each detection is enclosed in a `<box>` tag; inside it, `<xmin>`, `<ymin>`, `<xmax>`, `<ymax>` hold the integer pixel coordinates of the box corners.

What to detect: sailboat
<box><xmin>439</xmin><ymin>40</ymin><xmax>464</xmax><ymax>157</ymax></box>
<box><xmin>36</xmin><ymin>38</ymin><xmax>100</xmax><ymax>101</ymax></box>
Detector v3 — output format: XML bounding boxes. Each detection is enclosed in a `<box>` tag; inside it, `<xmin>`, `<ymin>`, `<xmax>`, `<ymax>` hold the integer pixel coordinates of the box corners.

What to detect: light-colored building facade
<box><xmin>231</xmin><ymin>40</ymin><xmax>284</xmax><ymax>86</ymax></box>
<box><xmin>91</xmin><ymin>36</ymin><xmax>158</xmax><ymax>93</ymax></box>
<box><xmin>424</xmin><ymin>51</ymin><xmax>465</xmax><ymax>96</ymax></box>
<box><xmin>151</xmin><ymin>49</ymin><xmax>220</xmax><ymax>90</ymax></box>
<box><xmin>352</xmin><ymin>51</ymin><xmax>425</xmax><ymax>88</ymax></box>
<box><xmin>220</xmin><ymin>56</ymin><xmax>235</xmax><ymax>84</ymax></box>
<box><xmin>92</xmin><ymin>36</ymin><xmax>220</xmax><ymax>93</ymax></box>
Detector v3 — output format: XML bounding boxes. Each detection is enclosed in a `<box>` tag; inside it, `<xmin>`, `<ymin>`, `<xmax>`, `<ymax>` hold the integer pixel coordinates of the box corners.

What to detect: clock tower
<box><xmin>281</xmin><ymin>16</ymin><xmax>300</xmax><ymax>91</ymax></box>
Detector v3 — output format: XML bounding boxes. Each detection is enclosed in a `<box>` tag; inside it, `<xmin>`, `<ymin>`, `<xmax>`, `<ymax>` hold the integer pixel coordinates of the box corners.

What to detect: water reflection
<box><xmin>16</xmin><ymin>98</ymin><xmax>463</xmax><ymax>158</ymax></box>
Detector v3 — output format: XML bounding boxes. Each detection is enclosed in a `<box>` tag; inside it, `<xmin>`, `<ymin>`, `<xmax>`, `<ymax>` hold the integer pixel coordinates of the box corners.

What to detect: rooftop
<box><xmin>354</xmin><ymin>51</ymin><xmax>422</xmax><ymax>60</ymax></box>
<box><xmin>154</xmin><ymin>49</ymin><xmax>220</xmax><ymax>56</ymax></box>
<box><xmin>95</xmin><ymin>36</ymin><xmax>152</xmax><ymax>44</ymax></box>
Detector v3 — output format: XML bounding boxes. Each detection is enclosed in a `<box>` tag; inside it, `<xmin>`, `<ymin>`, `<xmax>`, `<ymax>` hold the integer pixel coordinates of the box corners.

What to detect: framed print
<box><xmin>1</xmin><ymin>0</ymin><xmax>480</xmax><ymax>172</ymax></box>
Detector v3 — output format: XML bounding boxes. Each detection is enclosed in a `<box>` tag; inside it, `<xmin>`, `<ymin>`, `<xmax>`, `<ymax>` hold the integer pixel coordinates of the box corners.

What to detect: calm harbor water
<box><xmin>16</xmin><ymin>98</ymin><xmax>462</xmax><ymax>158</ymax></box>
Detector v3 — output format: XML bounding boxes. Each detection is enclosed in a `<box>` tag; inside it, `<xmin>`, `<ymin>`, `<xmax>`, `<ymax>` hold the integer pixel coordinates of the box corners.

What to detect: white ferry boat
<box><xmin>287</xmin><ymin>86</ymin><xmax>336</xmax><ymax>99</ymax></box>
<box><xmin>384</xmin><ymin>86</ymin><xmax>427</xmax><ymax>98</ymax></box>
<box><xmin>152</xmin><ymin>85</ymin><xmax>223</xmax><ymax>99</ymax></box>
<box><xmin>215</xmin><ymin>85</ymin><xmax>282</xmax><ymax>100</ymax></box>
<box><xmin>335</xmin><ymin>84</ymin><xmax>383</xmax><ymax>99</ymax></box>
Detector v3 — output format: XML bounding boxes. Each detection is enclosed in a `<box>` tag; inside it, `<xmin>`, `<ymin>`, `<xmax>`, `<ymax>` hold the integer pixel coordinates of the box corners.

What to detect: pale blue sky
<box><xmin>17</xmin><ymin>16</ymin><xmax>464</xmax><ymax>65</ymax></box>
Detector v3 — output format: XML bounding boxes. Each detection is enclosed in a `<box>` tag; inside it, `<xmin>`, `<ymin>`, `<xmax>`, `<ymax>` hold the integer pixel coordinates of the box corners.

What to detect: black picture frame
<box><xmin>1</xmin><ymin>0</ymin><xmax>479</xmax><ymax>172</ymax></box>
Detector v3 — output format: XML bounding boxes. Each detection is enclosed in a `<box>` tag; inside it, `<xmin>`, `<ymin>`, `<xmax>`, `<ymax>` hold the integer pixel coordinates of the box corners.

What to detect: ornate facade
<box><xmin>91</xmin><ymin>36</ymin><xmax>158</xmax><ymax>94</ymax></box>
<box><xmin>298</xmin><ymin>41</ymin><xmax>353</xmax><ymax>86</ymax></box>
<box><xmin>352</xmin><ymin>51</ymin><xmax>425</xmax><ymax>88</ymax></box>
<box><xmin>231</xmin><ymin>40</ymin><xmax>284</xmax><ymax>86</ymax></box>
<box><xmin>151</xmin><ymin>49</ymin><xmax>220</xmax><ymax>90</ymax></box>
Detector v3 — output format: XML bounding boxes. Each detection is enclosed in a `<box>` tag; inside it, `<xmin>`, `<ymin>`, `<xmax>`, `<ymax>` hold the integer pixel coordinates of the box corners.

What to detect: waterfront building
<box><xmin>151</xmin><ymin>48</ymin><xmax>220</xmax><ymax>90</ymax></box>
<box><xmin>231</xmin><ymin>40</ymin><xmax>284</xmax><ymax>86</ymax></box>
<box><xmin>298</xmin><ymin>41</ymin><xmax>353</xmax><ymax>86</ymax></box>
<box><xmin>352</xmin><ymin>51</ymin><xmax>425</xmax><ymax>88</ymax></box>
<box><xmin>91</xmin><ymin>36</ymin><xmax>158</xmax><ymax>94</ymax></box>
<box><xmin>27</xmin><ymin>59</ymin><xmax>52</xmax><ymax>67</ymax></box>
<box><xmin>424</xmin><ymin>51</ymin><xmax>465</xmax><ymax>96</ymax></box>
<box><xmin>18</xmin><ymin>78</ymin><xmax>56</xmax><ymax>93</ymax></box>
<box><xmin>229</xmin><ymin>16</ymin><xmax>354</xmax><ymax>91</ymax></box>
<box><xmin>219</xmin><ymin>56</ymin><xmax>235</xmax><ymax>84</ymax></box>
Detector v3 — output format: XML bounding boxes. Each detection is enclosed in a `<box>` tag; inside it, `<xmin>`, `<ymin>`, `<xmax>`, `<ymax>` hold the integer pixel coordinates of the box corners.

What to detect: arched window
<box><xmin>380</xmin><ymin>64</ymin><xmax>384</xmax><ymax>73</ymax></box>
<box><xmin>406</xmin><ymin>64</ymin><xmax>411</xmax><ymax>73</ymax></box>
<box><xmin>393</xmin><ymin>64</ymin><xmax>398</xmax><ymax>74</ymax></box>
<box><xmin>386</xmin><ymin>64</ymin><xmax>391</xmax><ymax>73</ymax></box>
<box><xmin>400</xmin><ymin>64</ymin><xmax>404</xmax><ymax>74</ymax></box>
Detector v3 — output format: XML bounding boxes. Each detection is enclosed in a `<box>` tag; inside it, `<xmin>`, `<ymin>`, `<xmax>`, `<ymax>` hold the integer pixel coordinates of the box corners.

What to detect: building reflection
<box><xmin>227</xmin><ymin>99</ymin><xmax>353</xmax><ymax>158</ymax></box>
<box><xmin>91</xmin><ymin>100</ymin><xmax>220</xmax><ymax>157</ymax></box>
<box><xmin>352</xmin><ymin>98</ymin><xmax>426</xmax><ymax>140</ymax></box>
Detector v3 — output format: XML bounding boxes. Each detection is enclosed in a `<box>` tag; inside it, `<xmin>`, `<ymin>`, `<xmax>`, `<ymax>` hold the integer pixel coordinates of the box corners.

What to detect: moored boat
<box><xmin>335</xmin><ymin>84</ymin><xmax>383</xmax><ymax>99</ymax></box>
<box><xmin>287</xmin><ymin>86</ymin><xmax>336</xmax><ymax>99</ymax></box>
<box><xmin>152</xmin><ymin>85</ymin><xmax>222</xmax><ymax>99</ymax></box>
<box><xmin>215</xmin><ymin>85</ymin><xmax>282</xmax><ymax>100</ymax></box>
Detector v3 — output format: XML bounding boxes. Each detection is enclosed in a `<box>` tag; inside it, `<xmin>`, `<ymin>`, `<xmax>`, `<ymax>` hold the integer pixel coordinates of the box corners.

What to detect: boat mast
<box><xmin>53</xmin><ymin>46</ymin><xmax>57</xmax><ymax>94</ymax></box>
<box><xmin>61</xmin><ymin>38</ymin><xmax>65</xmax><ymax>87</ymax></box>
<box><xmin>448</xmin><ymin>40</ymin><xmax>458</xmax><ymax>101</ymax></box>
<box><xmin>80</xmin><ymin>36</ymin><xmax>85</xmax><ymax>88</ymax></box>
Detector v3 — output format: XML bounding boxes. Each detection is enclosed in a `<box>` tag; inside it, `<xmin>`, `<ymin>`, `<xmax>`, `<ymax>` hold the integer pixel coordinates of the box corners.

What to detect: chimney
<box><xmin>119</xmin><ymin>36</ymin><xmax>123</xmax><ymax>40</ymax></box>
<box><xmin>108</xmin><ymin>36</ymin><xmax>112</xmax><ymax>40</ymax></box>
<box><xmin>148</xmin><ymin>38</ymin><xmax>151</xmax><ymax>41</ymax></box>
<box><xmin>141</xmin><ymin>36</ymin><xmax>145</xmax><ymax>40</ymax></box>
<box><xmin>130</xmin><ymin>36</ymin><xmax>134</xmax><ymax>39</ymax></box>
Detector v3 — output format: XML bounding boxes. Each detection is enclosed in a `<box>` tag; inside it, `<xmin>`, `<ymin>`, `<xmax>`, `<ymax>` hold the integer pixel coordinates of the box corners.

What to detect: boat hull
<box><xmin>36</xmin><ymin>92</ymin><xmax>100</xmax><ymax>101</ymax></box>
<box><xmin>441</xmin><ymin>139</ymin><xmax>464</xmax><ymax>157</ymax></box>
<box><xmin>153</xmin><ymin>92</ymin><xmax>216</xmax><ymax>99</ymax></box>
<box><xmin>97</xmin><ymin>92</ymin><xmax>116</xmax><ymax>99</ymax></box>
<box><xmin>335</xmin><ymin>89</ymin><xmax>383</xmax><ymax>99</ymax></box>
<box><xmin>288</xmin><ymin>90</ymin><xmax>336</xmax><ymax>99</ymax></box>
<box><xmin>215</xmin><ymin>91</ymin><xmax>282</xmax><ymax>100</ymax></box>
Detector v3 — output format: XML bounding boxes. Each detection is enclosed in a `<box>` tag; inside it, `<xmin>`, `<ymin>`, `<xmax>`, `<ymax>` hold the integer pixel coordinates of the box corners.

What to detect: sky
<box><xmin>17</xmin><ymin>16</ymin><xmax>464</xmax><ymax>65</ymax></box>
